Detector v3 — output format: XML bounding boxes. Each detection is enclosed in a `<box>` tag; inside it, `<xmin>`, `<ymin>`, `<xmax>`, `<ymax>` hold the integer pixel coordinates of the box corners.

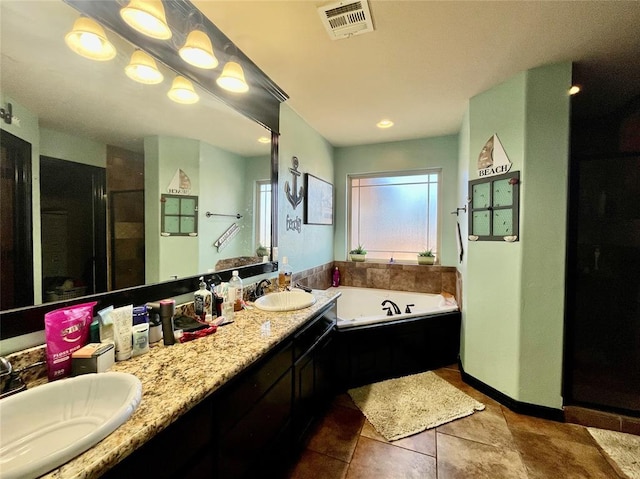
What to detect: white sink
<box><xmin>254</xmin><ymin>289</ymin><xmax>316</xmax><ymax>312</ymax></box>
<box><xmin>0</xmin><ymin>372</ymin><xmax>142</xmax><ymax>479</ymax></box>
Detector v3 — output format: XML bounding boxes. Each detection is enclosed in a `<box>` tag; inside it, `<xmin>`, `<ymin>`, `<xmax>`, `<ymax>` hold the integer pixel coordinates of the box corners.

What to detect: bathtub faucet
<box><xmin>381</xmin><ymin>300</ymin><xmax>401</xmax><ymax>315</ymax></box>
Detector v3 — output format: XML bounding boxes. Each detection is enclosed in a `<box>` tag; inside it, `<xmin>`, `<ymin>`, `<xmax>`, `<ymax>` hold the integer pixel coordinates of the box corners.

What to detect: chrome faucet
<box><xmin>254</xmin><ymin>279</ymin><xmax>272</xmax><ymax>298</ymax></box>
<box><xmin>381</xmin><ymin>300</ymin><xmax>401</xmax><ymax>315</ymax></box>
<box><xmin>0</xmin><ymin>357</ymin><xmax>46</xmax><ymax>399</ymax></box>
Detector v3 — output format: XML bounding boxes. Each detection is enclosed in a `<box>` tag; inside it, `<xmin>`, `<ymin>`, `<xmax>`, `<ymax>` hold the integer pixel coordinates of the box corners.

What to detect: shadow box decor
<box><xmin>304</xmin><ymin>174</ymin><xmax>334</xmax><ymax>225</ymax></box>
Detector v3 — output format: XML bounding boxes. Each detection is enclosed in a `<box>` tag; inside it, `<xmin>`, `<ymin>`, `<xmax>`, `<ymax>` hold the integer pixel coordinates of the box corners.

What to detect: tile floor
<box><xmin>286</xmin><ymin>364</ymin><xmax>627</xmax><ymax>479</ymax></box>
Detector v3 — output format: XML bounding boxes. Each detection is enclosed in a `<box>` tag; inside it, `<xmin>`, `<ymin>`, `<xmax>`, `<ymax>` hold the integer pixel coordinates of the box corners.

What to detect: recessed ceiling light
<box><xmin>257</xmin><ymin>136</ymin><xmax>270</xmax><ymax>144</ymax></box>
<box><xmin>377</xmin><ymin>119</ymin><xmax>394</xmax><ymax>129</ymax></box>
<box><xmin>569</xmin><ymin>85</ymin><xmax>581</xmax><ymax>95</ymax></box>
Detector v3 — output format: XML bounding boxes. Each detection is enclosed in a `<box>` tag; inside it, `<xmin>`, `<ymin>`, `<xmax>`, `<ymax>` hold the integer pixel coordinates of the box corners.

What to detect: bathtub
<box><xmin>329</xmin><ymin>286</ymin><xmax>458</xmax><ymax>329</ymax></box>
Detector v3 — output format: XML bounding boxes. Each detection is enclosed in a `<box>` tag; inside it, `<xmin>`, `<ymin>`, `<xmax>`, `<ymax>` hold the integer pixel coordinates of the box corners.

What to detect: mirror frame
<box><xmin>0</xmin><ymin>0</ymin><xmax>286</xmax><ymax>341</ymax></box>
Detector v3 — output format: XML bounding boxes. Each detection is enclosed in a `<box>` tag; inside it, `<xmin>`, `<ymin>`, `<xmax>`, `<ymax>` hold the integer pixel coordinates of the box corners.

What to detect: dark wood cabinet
<box><xmin>102</xmin><ymin>302</ymin><xmax>337</xmax><ymax>479</ymax></box>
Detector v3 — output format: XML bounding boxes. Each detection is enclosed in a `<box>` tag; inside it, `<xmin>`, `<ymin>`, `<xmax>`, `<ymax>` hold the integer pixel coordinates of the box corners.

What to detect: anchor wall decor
<box><xmin>285</xmin><ymin>156</ymin><xmax>304</xmax><ymax>209</ymax></box>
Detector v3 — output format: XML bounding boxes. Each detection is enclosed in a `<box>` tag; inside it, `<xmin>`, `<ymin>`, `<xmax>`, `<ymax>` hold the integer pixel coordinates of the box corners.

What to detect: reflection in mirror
<box><xmin>0</xmin><ymin>0</ymin><xmax>275</xmax><ymax>312</ymax></box>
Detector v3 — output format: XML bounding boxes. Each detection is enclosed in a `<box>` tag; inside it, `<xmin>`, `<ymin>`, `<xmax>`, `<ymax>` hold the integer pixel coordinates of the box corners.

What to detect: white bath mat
<box><xmin>348</xmin><ymin>371</ymin><xmax>485</xmax><ymax>441</ymax></box>
<box><xmin>588</xmin><ymin>427</ymin><xmax>640</xmax><ymax>479</ymax></box>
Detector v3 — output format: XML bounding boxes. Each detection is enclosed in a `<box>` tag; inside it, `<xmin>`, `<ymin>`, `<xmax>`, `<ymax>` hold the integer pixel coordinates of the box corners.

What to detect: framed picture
<box><xmin>304</xmin><ymin>174</ymin><xmax>333</xmax><ymax>225</ymax></box>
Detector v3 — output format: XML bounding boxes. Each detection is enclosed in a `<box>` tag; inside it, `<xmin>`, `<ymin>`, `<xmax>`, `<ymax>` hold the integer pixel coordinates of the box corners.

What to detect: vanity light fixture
<box><xmin>179</xmin><ymin>30</ymin><xmax>218</xmax><ymax>69</ymax></box>
<box><xmin>120</xmin><ymin>0</ymin><xmax>172</xmax><ymax>40</ymax></box>
<box><xmin>65</xmin><ymin>16</ymin><xmax>116</xmax><ymax>61</ymax></box>
<box><xmin>376</xmin><ymin>119</ymin><xmax>394</xmax><ymax>129</ymax></box>
<box><xmin>216</xmin><ymin>57</ymin><xmax>249</xmax><ymax>93</ymax></box>
<box><xmin>125</xmin><ymin>49</ymin><xmax>164</xmax><ymax>84</ymax></box>
<box><xmin>257</xmin><ymin>136</ymin><xmax>271</xmax><ymax>144</ymax></box>
<box><xmin>167</xmin><ymin>75</ymin><xmax>199</xmax><ymax>104</ymax></box>
<box><xmin>568</xmin><ymin>85</ymin><xmax>581</xmax><ymax>95</ymax></box>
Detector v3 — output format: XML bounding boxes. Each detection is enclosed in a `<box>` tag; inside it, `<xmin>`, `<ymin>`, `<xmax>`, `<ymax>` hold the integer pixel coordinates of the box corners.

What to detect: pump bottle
<box><xmin>194</xmin><ymin>276</ymin><xmax>212</xmax><ymax>319</ymax></box>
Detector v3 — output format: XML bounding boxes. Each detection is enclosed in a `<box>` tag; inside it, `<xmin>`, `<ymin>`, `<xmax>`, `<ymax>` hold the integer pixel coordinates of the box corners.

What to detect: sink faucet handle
<box><xmin>0</xmin><ymin>357</ymin><xmax>12</xmax><ymax>376</ymax></box>
<box><xmin>405</xmin><ymin>304</ymin><xmax>415</xmax><ymax>314</ymax></box>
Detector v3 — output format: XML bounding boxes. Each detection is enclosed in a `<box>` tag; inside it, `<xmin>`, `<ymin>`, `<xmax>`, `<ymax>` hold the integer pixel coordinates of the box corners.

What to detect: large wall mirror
<box><xmin>0</xmin><ymin>0</ymin><xmax>284</xmax><ymax>339</ymax></box>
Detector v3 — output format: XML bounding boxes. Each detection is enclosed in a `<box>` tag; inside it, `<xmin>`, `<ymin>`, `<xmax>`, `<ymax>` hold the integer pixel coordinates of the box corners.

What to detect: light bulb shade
<box><xmin>120</xmin><ymin>0</ymin><xmax>172</xmax><ymax>40</ymax></box>
<box><xmin>179</xmin><ymin>30</ymin><xmax>218</xmax><ymax>69</ymax></box>
<box><xmin>216</xmin><ymin>60</ymin><xmax>249</xmax><ymax>93</ymax></box>
<box><xmin>125</xmin><ymin>50</ymin><xmax>164</xmax><ymax>84</ymax></box>
<box><xmin>65</xmin><ymin>16</ymin><xmax>116</xmax><ymax>61</ymax></box>
<box><xmin>167</xmin><ymin>76</ymin><xmax>199</xmax><ymax>104</ymax></box>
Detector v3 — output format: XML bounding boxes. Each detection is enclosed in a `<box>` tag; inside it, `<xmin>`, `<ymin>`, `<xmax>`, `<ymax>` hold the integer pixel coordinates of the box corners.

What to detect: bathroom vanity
<box><xmin>38</xmin><ymin>290</ymin><xmax>339</xmax><ymax>479</ymax></box>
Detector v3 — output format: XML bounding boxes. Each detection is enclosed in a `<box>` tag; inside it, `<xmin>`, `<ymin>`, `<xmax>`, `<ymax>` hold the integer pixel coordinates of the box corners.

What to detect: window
<box><xmin>468</xmin><ymin>171</ymin><xmax>520</xmax><ymax>241</ymax></box>
<box><xmin>348</xmin><ymin>170</ymin><xmax>440</xmax><ymax>261</ymax></box>
<box><xmin>161</xmin><ymin>194</ymin><xmax>198</xmax><ymax>236</ymax></box>
<box><xmin>255</xmin><ymin>180</ymin><xmax>271</xmax><ymax>249</ymax></box>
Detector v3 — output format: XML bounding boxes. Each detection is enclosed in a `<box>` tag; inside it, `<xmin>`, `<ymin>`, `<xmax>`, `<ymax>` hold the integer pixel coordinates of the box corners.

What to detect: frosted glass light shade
<box><xmin>120</xmin><ymin>0</ymin><xmax>172</xmax><ymax>40</ymax></box>
<box><xmin>167</xmin><ymin>76</ymin><xmax>199</xmax><ymax>104</ymax></box>
<box><xmin>179</xmin><ymin>30</ymin><xmax>218</xmax><ymax>69</ymax></box>
<box><xmin>65</xmin><ymin>16</ymin><xmax>116</xmax><ymax>61</ymax></box>
<box><xmin>125</xmin><ymin>50</ymin><xmax>163</xmax><ymax>84</ymax></box>
<box><xmin>216</xmin><ymin>60</ymin><xmax>249</xmax><ymax>93</ymax></box>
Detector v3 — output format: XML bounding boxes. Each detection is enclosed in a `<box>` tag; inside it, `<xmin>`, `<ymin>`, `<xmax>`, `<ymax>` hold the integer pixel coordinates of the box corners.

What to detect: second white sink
<box><xmin>0</xmin><ymin>371</ymin><xmax>142</xmax><ymax>479</ymax></box>
<box><xmin>254</xmin><ymin>289</ymin><xmax>316</xmax><ymax>312</ymax></box>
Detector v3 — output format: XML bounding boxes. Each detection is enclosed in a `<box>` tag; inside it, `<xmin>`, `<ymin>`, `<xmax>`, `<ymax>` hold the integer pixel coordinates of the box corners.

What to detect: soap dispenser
<box><xmin>194</xmin><ymin>276</ymin><xmax>212</xmax><ymax>319</ymax></box>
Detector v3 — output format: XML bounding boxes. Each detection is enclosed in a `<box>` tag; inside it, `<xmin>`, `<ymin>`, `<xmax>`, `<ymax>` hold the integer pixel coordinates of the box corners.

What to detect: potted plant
<box><xmin>349</xmin><ymin>244</ymin><xmax>367</xmax><ymax>262</ymax></box>
<box><xmin>256</xmin><ymin>244</ymin><xmax>269</xmax><ymax>257</ymax></box>
<box><xmin>417</xmin><ymin>249</ymin><xmax>436</xmax><ymax>265</ymax></box>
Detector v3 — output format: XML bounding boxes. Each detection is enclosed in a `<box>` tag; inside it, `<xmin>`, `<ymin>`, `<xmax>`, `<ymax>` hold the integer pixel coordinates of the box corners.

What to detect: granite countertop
<box><xmin>39</xmin><ymin>289</ymin><xmax>340</xmax><ymax>479</ymax></box>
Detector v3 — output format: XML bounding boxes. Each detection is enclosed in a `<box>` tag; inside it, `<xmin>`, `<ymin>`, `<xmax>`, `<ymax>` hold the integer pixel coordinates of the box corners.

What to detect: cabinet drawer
<box><xmin>216</xmin><ymin>340</ymin><xmax>292</xmax><ymax>434</ymax></box>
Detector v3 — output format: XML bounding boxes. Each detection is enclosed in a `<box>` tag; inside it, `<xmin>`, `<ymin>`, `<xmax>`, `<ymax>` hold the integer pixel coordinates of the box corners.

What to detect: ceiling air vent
<box><xmin>318</xmin><ymin>0</ymin><xmax>374</xmax><ymax>40</ymax></box>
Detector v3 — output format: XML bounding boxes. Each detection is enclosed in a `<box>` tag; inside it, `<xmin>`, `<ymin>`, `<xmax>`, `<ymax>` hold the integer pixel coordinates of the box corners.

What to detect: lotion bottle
<box><xmin>194</xmin><ymin>276</ymin><xmax>212</xmax><ymax>319</ymax></box>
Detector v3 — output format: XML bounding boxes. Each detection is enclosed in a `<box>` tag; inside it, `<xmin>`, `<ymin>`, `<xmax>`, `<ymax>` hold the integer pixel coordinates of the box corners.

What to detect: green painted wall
<box><xmin>40</xmin><ymin>128</ymin><xmax>106</xmax><ymax>167</ymax></box>
<box><xmin>460</xmin><ymin>63</ymin><xmax>571</xmax><ymax>409</ymax></box>
<box><xmin>277</xmin><ymin>104</ymin><xmax>335</xmax><ymax>272</ymax></box>
<box><xmin>333</xmin><ymin>135</ymin><xmax>459</xmax><ymax>266</ymax></box>
<box><xmin>518</xmin><ymin>63</ymin><xmax>571</xmax><ymax>406</ymax></box>
<box><xmin>144</xmin><ymin>136</ymin><xmax>200</xmax><ymax>282</ymax></box>
<box><xmin>198</xmin><ymin>142</ymin><xmax>250</xmax><ymax>272</ymax></box>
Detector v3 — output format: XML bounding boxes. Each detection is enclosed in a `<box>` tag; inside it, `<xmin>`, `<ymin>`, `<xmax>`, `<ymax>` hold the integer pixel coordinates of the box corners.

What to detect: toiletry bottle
<box><xmin>194</xmin><ymin>276</ymin><xmax>212</xmax><ymax>319</ymax></box>
<box><xmin>159</xmin><ymin>299</ymin><xmax>176</xmax><ymax>346</ymax></box>
<box><xmin>332</xmin><ymin>266</ymin><xmax>340</xmax><ymax>287</ymax></box>
<box><xmin>278</xmin><ymin>257</ymin><xmax>293</xmax><ymax>291</ymax></box>
<box><xmin>228</xmin><ymin>270</ymin><xmax>243</xmax><ymax>312</ymax></box>
<box><xmin>132</xmin><ymin>305</ymin><xmax>149</xmax><ymax>356</ymax></box>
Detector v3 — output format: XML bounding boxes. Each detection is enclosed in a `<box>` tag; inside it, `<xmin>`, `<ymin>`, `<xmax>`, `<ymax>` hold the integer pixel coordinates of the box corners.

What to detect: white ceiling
<box><xmin>2</xmin><ymin>1</ymin><xmax>639</xmax><ymax>156</ymax></box>
<box><xmin>195</xmin><ymin>0</ymin><xmax>640</xmax><ymax>147</ymax></box>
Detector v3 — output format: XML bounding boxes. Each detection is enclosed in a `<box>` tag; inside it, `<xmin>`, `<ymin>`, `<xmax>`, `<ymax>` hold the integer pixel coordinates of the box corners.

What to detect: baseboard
<box><xmin>458</xmin><ymin>360</ymin><xmax>565</xmax><ymax>423</ymax></box>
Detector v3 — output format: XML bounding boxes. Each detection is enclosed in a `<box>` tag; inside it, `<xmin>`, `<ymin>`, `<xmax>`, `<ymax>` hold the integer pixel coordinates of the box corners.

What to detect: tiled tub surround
<box><xmin>293</xmin><ymin>261</ymin><xmax>458</xmax><ymax>301</ymax></box>
<box><xmin>4</xmin><ymin>289</ymin><xmax>340</xmax><ymax>479</ymax></box>
<box><xmin>332</xmin><ymin>261</ymin><xmax>458</xmax><ymax>297</ymax></box>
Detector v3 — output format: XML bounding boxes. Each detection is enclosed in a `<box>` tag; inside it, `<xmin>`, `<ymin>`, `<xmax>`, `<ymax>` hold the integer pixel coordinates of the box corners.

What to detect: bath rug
<box><xmin>588</xmin><ymin>427</ymin><xmax>640</xmax><ymax>479</ymax></box>
<box><xmin>348</xmin><ymin>371</ymin><xmax>485</xmax><ymax>441</ymax></box>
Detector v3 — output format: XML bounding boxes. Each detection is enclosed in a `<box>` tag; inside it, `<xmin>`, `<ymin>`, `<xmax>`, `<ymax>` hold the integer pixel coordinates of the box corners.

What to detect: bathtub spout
<box><xmin>381</xmin><ymin>300</ymin><xmax>401</xmax><ymax>315</ymax></box>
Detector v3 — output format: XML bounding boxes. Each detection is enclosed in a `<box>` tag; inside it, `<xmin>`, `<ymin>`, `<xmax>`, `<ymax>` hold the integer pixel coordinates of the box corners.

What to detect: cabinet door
<box><xmin>217</xmin><ymin>369</ymin><xmax>293</xmax><ymax>479</ymax></box>
<box><xmin>293</xmin><ymin>354</ymin><xmax>316</xmax><ymax>444</ymax></box>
